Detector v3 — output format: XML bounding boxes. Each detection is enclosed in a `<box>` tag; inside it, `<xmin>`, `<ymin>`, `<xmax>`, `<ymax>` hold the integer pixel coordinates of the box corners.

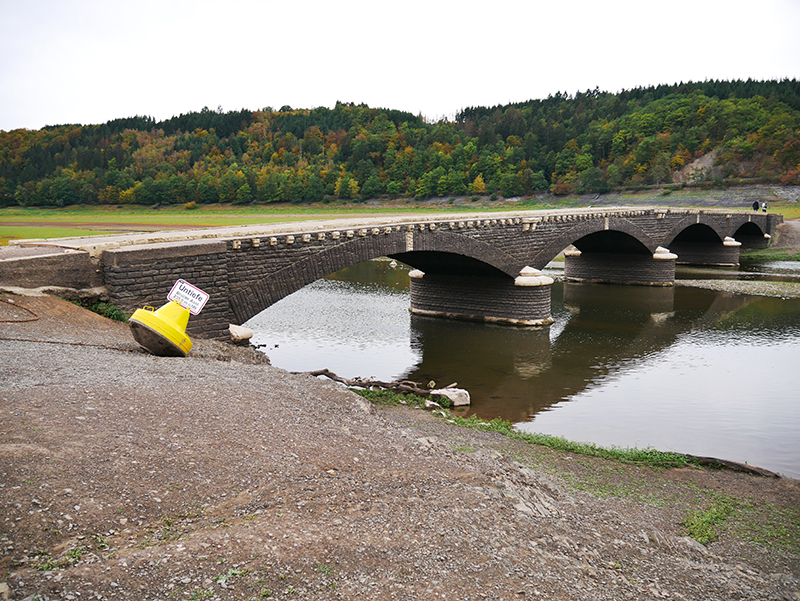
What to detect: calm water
<box><xmin>246</xmin><ymin>259</ymin><xmax>800</xmax><ymax>478</ymax></box>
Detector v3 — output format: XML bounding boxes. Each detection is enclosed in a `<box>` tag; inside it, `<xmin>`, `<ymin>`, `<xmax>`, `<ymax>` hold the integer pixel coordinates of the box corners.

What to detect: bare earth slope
<box><xmin>774</xmin><ymin>218</ymin><xmax>800</xmax><ymax>248</ymax></box>
<box><xmin>1</xmin><ymin>296</ymin><xmax>798</xmax><ymax>600</ymax></box>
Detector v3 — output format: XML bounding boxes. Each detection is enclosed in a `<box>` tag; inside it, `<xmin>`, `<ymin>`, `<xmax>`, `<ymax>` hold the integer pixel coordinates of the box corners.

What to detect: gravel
<box><xmin>677</xmin><ymin>279</ymin><xmax>800</xmax><ymax>298</ymax></box>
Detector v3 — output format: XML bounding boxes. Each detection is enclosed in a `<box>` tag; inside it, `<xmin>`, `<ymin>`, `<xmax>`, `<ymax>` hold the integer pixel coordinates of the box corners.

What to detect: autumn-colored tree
<box><xmin>99</xmin><ymin>185</ymin><xmax>121</xmax><ymax>204</ymax></box>
<box><xmin>471</xmin><ymin>173</ymin><xmax>486</xmax><ymax>194</ymax></box>
<box><xmin>551</xmin><ymin>172</ymin><xmax>577</xmax><ymax>195</ymax></box>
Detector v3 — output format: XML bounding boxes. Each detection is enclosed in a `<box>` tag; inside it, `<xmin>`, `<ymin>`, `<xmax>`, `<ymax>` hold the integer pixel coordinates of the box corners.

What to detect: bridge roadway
<box><xmin>0</xmin><ymin>207</ymin><xmax>782</xmax><ymax>341</ymax></box>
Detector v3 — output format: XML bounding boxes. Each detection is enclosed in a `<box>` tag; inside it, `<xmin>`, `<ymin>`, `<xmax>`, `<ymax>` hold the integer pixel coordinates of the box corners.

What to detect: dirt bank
<box><xmin>773</xmin><ymin>218</ymin><xmax>800</xmax><ymax>249</ymax></box>
<box><xmin>1</xmin><ymin>295</ymin><xmax>798</xmax><ymax>600</ymax></box>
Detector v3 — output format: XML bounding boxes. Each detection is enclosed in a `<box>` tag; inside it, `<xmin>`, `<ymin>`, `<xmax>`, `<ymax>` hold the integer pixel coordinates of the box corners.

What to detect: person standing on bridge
<box><xmin>752</xmin><ymin>201</ymin><xmax>760</xmax><ymax>211</ymax></box>
<box><xmin>762</xmin><ymin>201</ymin><xmax>768</xmax><ymax>212</ymax></box>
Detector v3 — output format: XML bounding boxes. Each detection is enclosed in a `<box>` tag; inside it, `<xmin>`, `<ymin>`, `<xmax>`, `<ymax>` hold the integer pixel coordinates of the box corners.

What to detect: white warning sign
<box><xmin>168</xmin><ymin>279</ymin><xmax>209</xmax><ymax>315</ymax></box>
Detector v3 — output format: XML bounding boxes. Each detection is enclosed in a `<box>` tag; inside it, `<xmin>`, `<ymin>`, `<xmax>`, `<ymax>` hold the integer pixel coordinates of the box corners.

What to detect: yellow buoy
<box><xmin>129</xmin><ymin>301</ymin><xmax>193</xmax><ymax>357</ymax></box>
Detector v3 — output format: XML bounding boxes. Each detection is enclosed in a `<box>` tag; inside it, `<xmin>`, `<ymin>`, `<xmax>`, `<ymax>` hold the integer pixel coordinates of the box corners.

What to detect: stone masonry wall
<box><xmin>102</xmin><ymin>241</ymin><xmax>230</xmax><ymax>340</ymax></box>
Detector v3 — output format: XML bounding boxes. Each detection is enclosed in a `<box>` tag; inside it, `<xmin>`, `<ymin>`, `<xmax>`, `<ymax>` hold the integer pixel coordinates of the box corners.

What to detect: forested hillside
<box><xmin>1</xmin><ymin>79</ymin><xmax>799</xmax><ymax>208</ymax></box>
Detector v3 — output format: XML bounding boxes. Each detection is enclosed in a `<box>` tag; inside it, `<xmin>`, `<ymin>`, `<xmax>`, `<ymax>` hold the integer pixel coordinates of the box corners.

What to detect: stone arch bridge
<box><xmin>0</xmin><ymin>208</ymin><xmax>781</xmax><ymax>341</ymax></box>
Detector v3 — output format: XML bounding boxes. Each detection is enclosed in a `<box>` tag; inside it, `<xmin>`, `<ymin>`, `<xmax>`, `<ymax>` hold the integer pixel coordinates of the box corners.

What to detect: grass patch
<box><xmin>452</xmin><ymin>443</ymin><xmax>475</xmax><ymax>454</ymax></box>
<box><xmin>680</xmin><ymin>487</ymin><xmax>800</xmax><ymax>551</ymax></box>
<box><xmin>0</xmin><ymin>201</ymin><xmax>532</xmax><ymax>244</ymax></box>
<box><xmin>681</xmin><ymin>492</ymin><xmax>739</xmax><ymax>544</ymax></box>
<box><xmin>353</xmin><ymin>389</ymin><xmax>428</xmax><ymax>408</ymax></box>
<box><xmin>736</xmin><ymin>503</ymin><xmax>800</xmax><ymax>554</ymax></box>
<box><xmin>0</xmin><ymin>225</ymin><xmax>106</xmax><ymax>245</ymax></box>
<box><xmin>766</xmin><ymin>204</ymin><xmax>800</xmax><ymax>220</ymax></box>
<box><xmin>452</xmin><ymin>415</ymin><xmax>693</xmax><ymax>467</ymax></box>
<box><xmin>740</xmin><ymin>248</ymin><xmax>800</xmax><ymax>262</ymax></box>
<box><xmin>72</xmin><ymin>300</ymin><xmax>129</xmax><ymax>322</ymax></box>
<box><xmin>33</xmin><ymin>545</ymin><xmax>87</xmax><ymax>571</ymax></box>
<box><xmin>214</xmin><ymin>567</ymin><xmax>247</xmax><ymax>585</ymax></box>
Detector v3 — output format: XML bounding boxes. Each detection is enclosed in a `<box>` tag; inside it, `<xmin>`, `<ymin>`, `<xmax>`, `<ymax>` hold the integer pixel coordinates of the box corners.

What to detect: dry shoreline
<box><xmin>676</xmin><ymin>277</ymin><xmax>800</xmax><ymax>298</ymax></box>
<box><xmin>1</xmin><ymin>294</ymin><xmax>798</xmax><ymax>600</ymax></box>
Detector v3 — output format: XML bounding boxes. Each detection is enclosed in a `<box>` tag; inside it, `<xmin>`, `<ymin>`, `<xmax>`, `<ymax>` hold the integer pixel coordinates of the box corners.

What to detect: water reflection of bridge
<box><xmin>404</xmin><ymin>282</ymin><xmax>758</xmax><ymax>423</ymax></box>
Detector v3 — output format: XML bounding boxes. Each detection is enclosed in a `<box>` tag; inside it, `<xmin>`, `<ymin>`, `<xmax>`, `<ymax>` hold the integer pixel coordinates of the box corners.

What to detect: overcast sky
<box><xmin>1</xmin><ymin>0</ymin><xmax>799</xmax><ymax>132</ymax></box>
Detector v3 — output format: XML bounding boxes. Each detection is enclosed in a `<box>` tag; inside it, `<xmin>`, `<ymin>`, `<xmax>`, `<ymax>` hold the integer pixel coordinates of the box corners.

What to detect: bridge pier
<box><xmin>563</xmin><ymin>247</ymin><xmax>677</xmax><ymax>286</ymax></box>
<box><xmin>408</xmin><ymin>266</ymin><xmax>554</xmax><ymax>326</ymax></box>
<box><xmin>670</xmin><ymin>237</ymin><xmax>741</xmax><ymax>266</ymax></box>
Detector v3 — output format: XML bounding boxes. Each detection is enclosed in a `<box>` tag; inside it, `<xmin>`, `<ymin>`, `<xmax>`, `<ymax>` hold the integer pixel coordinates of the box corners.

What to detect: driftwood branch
<box><xmin>293</xmin><ymin>368</ymin><xmax>455</xmax><ymax>397</ymax></box>
<box><xmin>680</xmin><ymin>454</ymin><xmax>780</xmax><ymax>477</ymax></box>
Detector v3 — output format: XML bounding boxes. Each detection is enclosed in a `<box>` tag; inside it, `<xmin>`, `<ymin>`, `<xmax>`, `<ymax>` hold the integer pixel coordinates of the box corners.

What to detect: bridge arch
<box><xmin>733</xmin><ymin>221</ymin><xmax>770</xmax><ymax>249</ymax></box>
<box><xmin>230</xmin><ymin>233</ymin><xmax>406</xmax><ymax>324</ymax></box>
<box><xmin>668</xmin><ymin>223</ymin><xmax>724</xmax><ymax>245</ymax></box>
<box><xmin>571</xmin><ymin>230</ymin><xmax>652</xmax><ymax>254</ymax></box>
<box><xmin>664</xmin><ymin>216</ymin><xmax>727</xmax><ymax>248</ymax></box>
<box><xmin>665</xmin><ymin>219</ymin><xmax>742</xmax><ymax>266</ymax></box>
<box><xmin>390</xmin><ymin>230</ymin><xmax>521</xmax><ymax>277</ymax></box>
<box><xmin>528</xmin><ymin>217</ymin><xmax>661</xmax><ymax>268</ymax></box>
<box><xmin>228</xmin><ymin>228</ymin><xmax>522</xmax><ymax>324</ymax></box>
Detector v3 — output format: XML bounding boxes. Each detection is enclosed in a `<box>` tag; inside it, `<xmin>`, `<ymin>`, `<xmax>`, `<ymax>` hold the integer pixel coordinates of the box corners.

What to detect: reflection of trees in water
<box><xmin>404</xmin><ymin>283</ymin><xmax>755</xmax><ymax>423</ymax></box>
<box><xmin>324</xmin><ymin>259</ymin><xmax>410</xmax><ymax>292</ymax></box>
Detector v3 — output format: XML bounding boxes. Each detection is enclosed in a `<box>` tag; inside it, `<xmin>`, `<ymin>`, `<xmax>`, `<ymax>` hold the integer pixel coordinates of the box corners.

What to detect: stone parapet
<box><xmin>0</xmin><ymin>250</ymin><xmax>102</xmax><ymax>289</ymax></box>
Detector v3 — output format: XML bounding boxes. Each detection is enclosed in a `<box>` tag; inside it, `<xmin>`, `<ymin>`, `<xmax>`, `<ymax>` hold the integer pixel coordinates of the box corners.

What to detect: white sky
<box><xmin>1</xmin><ymin>0</ymin><xmax>799</xmax><ymax>132</ymax></box>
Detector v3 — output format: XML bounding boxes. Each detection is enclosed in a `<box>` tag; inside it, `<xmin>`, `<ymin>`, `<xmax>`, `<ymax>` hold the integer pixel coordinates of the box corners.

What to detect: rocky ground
<box><xmin>548</xmin><ymin>184</ymin><xmax>800</xmax><ymax>210</ymax></box>
<box><xmin>1</xmin><ymin>294</ymin><xmax>799</xmax><ymax>601</ymax></box>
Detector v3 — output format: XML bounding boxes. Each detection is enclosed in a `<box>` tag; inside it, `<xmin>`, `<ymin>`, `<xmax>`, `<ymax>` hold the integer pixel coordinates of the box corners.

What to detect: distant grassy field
<box><xmin>0</xmin><ymin>203</ymin><xmax>465</xmax><ymax>245</ymax></box>
<box><xmin>0</xmin><ymin>199</ymin><xmax>562</xmax><ymax>244</ymax></box>
<box><xmin>2</xmin><ymin>194</ymin><xmax>798</xmax><ymax>245</ymax></box>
